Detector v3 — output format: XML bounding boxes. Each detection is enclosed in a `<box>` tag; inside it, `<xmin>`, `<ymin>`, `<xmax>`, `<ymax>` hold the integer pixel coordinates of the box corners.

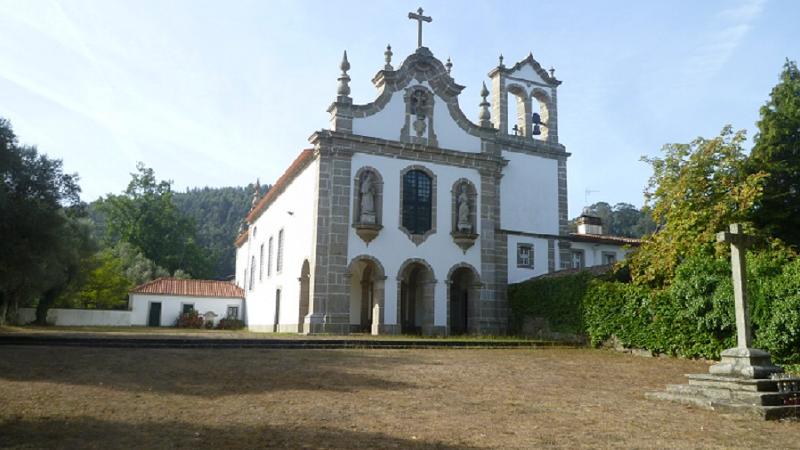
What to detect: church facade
<box><xmin>234</xmin><ymin>16</ymin><xmax>630</xmax><ymax>335</ymax></box>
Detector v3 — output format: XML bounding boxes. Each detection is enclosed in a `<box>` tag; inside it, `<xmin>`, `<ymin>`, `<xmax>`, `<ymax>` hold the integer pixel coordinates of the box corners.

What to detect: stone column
<box><xmin>709</xmin><ymin>224</ymin><xmax>782</xmax><ymax>379</ymax></box>
<box><xmin>557</xmin><ymin>157</ymin><xmax>571</xmax><ymax>269</ymax></box>
<box><xmin>308</xmin><ymin>145</ymin><xmax>353</xmax><ymax>334</ymax></box>
<box><xmin>478</xmin><ymin>167</ymin><xmax>508</xmax><ymax>334</ymax></box>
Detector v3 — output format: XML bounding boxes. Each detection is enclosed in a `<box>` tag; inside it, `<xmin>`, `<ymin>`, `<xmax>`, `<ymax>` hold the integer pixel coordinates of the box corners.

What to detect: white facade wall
<box><xmin>351</xmin><ymin>82</ymin><xmax>482</xmax><ymax>153</ymax></box>
<box><xmin>16</xmin><ymin>308</ymin><xmax>131</xmax><ymax>326</ymax></box>
<box><xmin>129</xmin><ymin>294</ymin><xmax>243</xmax><ymax>326</ymax></box>
<box><xmin>347</xmin><ymin>153</ymin><xmax>482</xmax><ymax>328</ymax></box>
<box><xmin>569</xmin><ymin>241</ymin><xmax>633</xmax><ymax>268</ymax></box>
<box><xmin>500</xmin><ymin>150</ymin><xmax>559</xmax><ymax>234</ymax></box>
<box><xmin>235</xmin><ymin>158</ymin><xmax>319</xmax><ymax>332</ymax></box>
<box><xmin>506</xmin><ymin>235</ymin><xmax>551</xmax><ymax>284</ymax></box>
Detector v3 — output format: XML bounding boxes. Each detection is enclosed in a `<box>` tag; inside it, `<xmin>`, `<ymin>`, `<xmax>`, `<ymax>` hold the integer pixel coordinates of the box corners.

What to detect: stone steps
<box><xmin>648</xmin><ymin>373</ymin><xmax>800</xmax><ymax>420</ymax></box>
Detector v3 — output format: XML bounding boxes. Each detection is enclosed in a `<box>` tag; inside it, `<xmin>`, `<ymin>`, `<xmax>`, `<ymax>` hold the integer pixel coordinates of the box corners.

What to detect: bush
<box><xmin>508</xmin><ymin>271</ymin><xmax>591</xmax><ymax>334</ymax></box>
<box><xmin>216</xmin><ymin>318</ymin><xmax>245</xmax><ymax>330</ymax></box>
<box><xmin>510</xmin><ymin>246</ymin><xmax>800</xmax><ymax>364</ymax></box>
<box><xmin>175</xmin><ymin>310</ymin><xmax>204</xmax><ymax>328</ymax></box>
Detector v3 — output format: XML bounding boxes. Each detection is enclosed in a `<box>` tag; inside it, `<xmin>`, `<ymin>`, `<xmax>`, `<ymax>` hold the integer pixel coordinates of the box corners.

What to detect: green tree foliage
<box><xmin>99</xmin><ymin>163</ymin><xmax>211</xmax><ymax>278</ymax></box>
<box><xmin>173</xmin><ymin>184</ymin><xmax>266</xmax><ymax>279</ymax></box>
<box><xmin>628</xmin><ymin>127</ymin><xmax>768</xmax><ymax>286</ymax></box>
<box><xmin>33</xmin><ymin>216</ymin><xmax>97</xmax><ymax>324</ymax></box>
<box><xmin>748</xmin><ymin>60</ymin><xmax>800</xmax><ymax>248</ymax></box>
<box><xmin>0</xmin><ymin>118</ymin><xmax>92</xmax><ymax>324</ymax></box>
<box><xmin>59</xmin><ymin>242</ymin><xmax>173</xmax><ymax>311</ymax></box>
<box><xmin>572</xmin><ymin>202</ymin><xmax>656</xmax><ymax>238</ymax></box>
<box><xmin>65</xmin><ymin>248</ymin><xmax>132</xmax><ymax>310</ymax></box>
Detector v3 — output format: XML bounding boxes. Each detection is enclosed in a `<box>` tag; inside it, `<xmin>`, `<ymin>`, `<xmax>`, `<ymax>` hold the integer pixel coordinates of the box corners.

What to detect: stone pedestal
<box><xmin>355</xmin><ymin>224</ymin><xmax>382</xmax><ymax>245</ymax></box>
<box><xmin>709</xmin><ymin>347</ymin><xmax>784</xmax><ymax>379</ymax></box>
<box><xmin>371</xmin><ymin>304</ymin><xmax>382</xmax><ymax>336</ymax></box>
<box><xmin>646</xmin><ymin>373</ymin><xmax>800</xmax><ymax>420</ymax></box>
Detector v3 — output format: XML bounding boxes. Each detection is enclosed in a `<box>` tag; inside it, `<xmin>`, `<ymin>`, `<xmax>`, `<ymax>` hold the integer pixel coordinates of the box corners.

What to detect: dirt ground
<box><xmin>0</xmin><ymin>346</ymin><xmax>797</xmax><ymax>449</ymax></box>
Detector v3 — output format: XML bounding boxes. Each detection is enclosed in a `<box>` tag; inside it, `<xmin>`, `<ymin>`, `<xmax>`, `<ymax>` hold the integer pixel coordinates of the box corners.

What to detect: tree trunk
<box><xmin>35</xmin><ymin>289</ymin><xmax>58</xmax><ymax>325</ymax></box>
<box><xmin>0</xmin><ymin>293</ymin><xmax>7</xmax><ymax>326</ymax></box>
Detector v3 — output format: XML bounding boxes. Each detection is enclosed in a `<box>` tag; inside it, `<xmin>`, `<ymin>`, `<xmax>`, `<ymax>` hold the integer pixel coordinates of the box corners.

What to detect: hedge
<box><xmin>509</xmin><ymin>248</ymin><xmax>800</xmax><ymax>364</ymax></box>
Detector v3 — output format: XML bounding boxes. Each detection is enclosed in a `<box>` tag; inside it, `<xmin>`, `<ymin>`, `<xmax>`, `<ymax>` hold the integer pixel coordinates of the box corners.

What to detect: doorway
<box><xmin>147</xmin><ymin>302</ymin><xmax>161</xmax><ymax>327</ymax></box>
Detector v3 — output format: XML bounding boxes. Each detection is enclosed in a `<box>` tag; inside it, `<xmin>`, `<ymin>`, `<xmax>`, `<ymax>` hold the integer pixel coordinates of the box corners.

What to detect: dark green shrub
<box><xmin>756</xmin><ymin>259</ymin><xmax>800</xmax><ymax>364</ymax></box>
<box><xmin>175</xmin><ymin>310</ymin><xmax>204</xmax><ymax>328</ymax></box>
<box><xmin>508</xmin><ymin>271</ymin><xmax>591</xmax><ymax>334</ymax></box>
<box><xmin>216</xmin><ymin>318</ymin><xmax>245</xmax><ymax>330</ymax></box>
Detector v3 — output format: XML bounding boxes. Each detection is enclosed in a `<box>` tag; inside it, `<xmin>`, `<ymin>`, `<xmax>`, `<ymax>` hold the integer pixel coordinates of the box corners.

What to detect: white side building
<box><xmin>129</xmin><ymin>278</ymin><xmax>244</xmax><ymax>327</ymax></box>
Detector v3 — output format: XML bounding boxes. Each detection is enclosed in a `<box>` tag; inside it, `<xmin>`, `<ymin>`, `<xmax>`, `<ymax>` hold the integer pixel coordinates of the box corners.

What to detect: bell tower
<box><xmin>488</xmin><ymin>53</ymin><xmax>561</xmax><ymax>144</ymax></box>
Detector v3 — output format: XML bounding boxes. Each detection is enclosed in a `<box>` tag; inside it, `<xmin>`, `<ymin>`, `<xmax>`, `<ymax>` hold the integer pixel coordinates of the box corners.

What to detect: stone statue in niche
<box><xmin>457</xmin><ymin>184</ymin><xmax>471</xmax><ymax>233</ymax></box>
<box><xmin>359</xmin><ymin>172</ymin><xmax>377</xmax><ymax>224</ymax></box>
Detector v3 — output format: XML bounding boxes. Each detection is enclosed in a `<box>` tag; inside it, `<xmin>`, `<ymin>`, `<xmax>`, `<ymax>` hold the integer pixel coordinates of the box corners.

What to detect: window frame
<box><xmin>517</xmin><ymin>243</ymin><xmax>534</xmax><ymax>269</ymax></box>
<box><xmin>276</xmin><ymin>229</ymin><xmax>284</xmax><ymax>273</ymax></box>
<box><xmin>398</xmin><ymin>166</ymin><xmax>437</xmax><ymax>245</ymax></box>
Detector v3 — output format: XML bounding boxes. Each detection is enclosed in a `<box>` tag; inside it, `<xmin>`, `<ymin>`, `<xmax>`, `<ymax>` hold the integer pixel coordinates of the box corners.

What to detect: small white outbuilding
<box><xmin>129</xmin><ymin>278</ymin><xmax>245</xmax><ymax>327</ymax></box>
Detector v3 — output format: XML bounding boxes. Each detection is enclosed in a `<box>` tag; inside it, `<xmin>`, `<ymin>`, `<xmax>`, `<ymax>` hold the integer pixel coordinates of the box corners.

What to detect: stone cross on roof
<box><xmin>408</xmin><ymin>7</ymin><xmax>432</xmax><ymax>48</ymax></box>
<box><xmin>716</xmin><ymin>223</ymin><xmax>758</xmax><ymax>349</ymax></box>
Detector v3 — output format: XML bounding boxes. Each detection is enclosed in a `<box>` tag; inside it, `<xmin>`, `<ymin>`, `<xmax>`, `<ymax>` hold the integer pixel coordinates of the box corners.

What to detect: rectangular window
<box><xmin>402</xmin><ymin>170</ymin><xmax>432</xmax><ymax>234</ymax></box>
<box><xmin>259</xmin><ymin>244</ymin><xmax>264</xmax><ymax>281</ymax></box>
<box><xmin>182</xmin><ymin>304</ymin><xmax>195</xmax><ymax>314</ymax></box>
<box><xmin>517</xmin><ymin>243</ymin><xmax>533</xmax><ymax>268</ymax></box>
<box><xmin>249</xmin><ymin>256</ymin><xmax>256</xmax><ymax>290</ymax></box>
<box><xmin>227</xmin><ymin>306</ymin><xmax>239</xmax><ymax>319</ymax></box>
<box><xmin>602</xmin><ymin>252</ymin><xmax>617</xmax><ymax>265</ymax></box>
<box><xmin>267</xmin><ymin>237</ymin><xmax>274</xmax><ymax>276</ymax></box>
<box><xmin>572</xmin><ymin>250</ymin><xmax>585</xmax><ymax>269</ymax></box>
<box><xmin>277</xmin><ymin>229</ymin><xmax>284</xmax><ymax>273</ymax></box>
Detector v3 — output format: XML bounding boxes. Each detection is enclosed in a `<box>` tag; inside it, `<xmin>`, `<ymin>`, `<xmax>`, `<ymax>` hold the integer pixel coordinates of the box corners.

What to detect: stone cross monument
<box><xmin>709</xmin><ymin>223</ymin><xmax>783</xmax><ymax>379</ymax></box>
<box><xmin>408</xmin><ymin>7</ymin><xmax>432</xmax><ymax>48</ymax></box>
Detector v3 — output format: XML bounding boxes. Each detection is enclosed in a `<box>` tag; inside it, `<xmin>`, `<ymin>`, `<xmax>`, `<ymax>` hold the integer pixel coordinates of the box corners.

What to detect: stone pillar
<box><xmin>478</xmin><ymin>167</ymin><xmax>508</xmax><ymax>334</ymax></box>
<box><xmin>371</xmin><ymin>303</ymin><xmax>382</xmax><ymax>336</ymax></box>
<box><xmin>547</xmin><ymin>87</ymin><xmax>559</xmax><ymax>144</ymax></box>
<box><xmin>709</xmin><ymin>224</ymin><xmax>782</xmax><ymax>379</ymax></box>
<box><xmin>308</xmin><ymin>145</ymin><xmax>353</xmax><ymax>334</ymax></box>
<box><xmin>490</xmin><ymin>75</ymin><xmax>507</xmax><ymax>134</ymax></box>
<box><xmin>557</xmin><ymin>157</ymin><xmax>571</xmax><ymax>269</ymax></box>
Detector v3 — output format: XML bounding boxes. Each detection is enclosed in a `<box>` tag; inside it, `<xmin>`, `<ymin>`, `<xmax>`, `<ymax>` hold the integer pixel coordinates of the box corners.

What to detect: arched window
<box><xmin>402</xmin><ymin>170</ymin><xmax>433</xmax><ymax>235</ymax></box>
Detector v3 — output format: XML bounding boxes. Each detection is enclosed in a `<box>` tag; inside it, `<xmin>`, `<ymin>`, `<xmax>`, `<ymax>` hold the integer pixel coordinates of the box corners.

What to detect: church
<box><xmin>234</xmin><ymin>9</ymin><xmax>634</xmax><ymax>335</ymax></box>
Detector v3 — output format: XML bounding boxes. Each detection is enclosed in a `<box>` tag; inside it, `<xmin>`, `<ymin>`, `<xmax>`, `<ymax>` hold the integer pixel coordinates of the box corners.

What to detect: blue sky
<box><xmin>0</xmin><ymin>0</ymin><xmax>796</xmax><ymax>217</ymax></box>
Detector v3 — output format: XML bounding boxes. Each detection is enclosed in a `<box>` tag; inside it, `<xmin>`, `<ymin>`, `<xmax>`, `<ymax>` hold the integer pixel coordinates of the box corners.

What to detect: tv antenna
<box><xmin>585</xmin><ymin>188</ymin><xmax>600</xmax><ymax>204</ymax></box>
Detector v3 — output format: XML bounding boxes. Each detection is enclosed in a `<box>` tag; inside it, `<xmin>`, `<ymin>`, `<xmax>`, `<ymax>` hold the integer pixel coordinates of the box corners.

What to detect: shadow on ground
<box><xmin>0</xmin><ymin>347</ymin><xmax>422</xmax><ymax>397</ymax></box>
<box><xmin>0</xmin><ymin>416</ymin><xmax>477</xmax><ymax>449</ymax></box>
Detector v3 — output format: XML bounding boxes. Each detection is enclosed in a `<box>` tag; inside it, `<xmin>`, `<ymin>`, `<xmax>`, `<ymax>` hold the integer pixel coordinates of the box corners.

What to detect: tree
<box><xmin>571</xmin><ymin>202</ymin><xmax>655</xmax><ymax>238</ymax></box>
<box><xmin>34</xmin><ymin>215</ymin><xmax>96</xmax><ymax>324</ymax></box>
<box><xmin>748</xmin><ymin>59</ymin><xmax>800</xmax><ymax>248</ymax></box>
<box><xmin>0</xmin><ymin>118</ymin><xmax>86</xmax><ymax>324</ymax></box>
<box><xmin>99</xmin><ymin>163</ymin><xmax>211</xmax><ymax>278</ymax></box>
<box><xmin>628</xmin><ymin>126</ymin><xmax>768</xmax><ymax>286</ymax></box>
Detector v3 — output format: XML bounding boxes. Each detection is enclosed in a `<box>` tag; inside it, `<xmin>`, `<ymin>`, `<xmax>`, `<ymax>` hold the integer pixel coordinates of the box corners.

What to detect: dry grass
<box><xmin>0</xmin><ymin>346</ymin><xmax>797</xmax><ymax>449</ymax></box>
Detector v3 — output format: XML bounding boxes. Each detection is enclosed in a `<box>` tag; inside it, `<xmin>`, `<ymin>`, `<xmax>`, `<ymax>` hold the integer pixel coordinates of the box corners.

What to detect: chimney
<box><xmin>576</xmin><ymin>209</ymin><xmax>603</xmax><ymax>235</ymax></box>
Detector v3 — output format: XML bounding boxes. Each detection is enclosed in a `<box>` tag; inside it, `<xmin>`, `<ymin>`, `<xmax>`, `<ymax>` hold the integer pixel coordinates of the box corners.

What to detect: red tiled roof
<box><xmin>235</xmin><ymin>148</ymin><xmax>315</xmax><ymax>248</ymax></box>
<box><xmin>130</xmin><ymin>278</ymin><xmax>244</xmax><ymax>298</ymax></box>
<box><xmin>568</xmin><ymin>233</ymin><xmax>642</xmax><ymax>246</ymax></box>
